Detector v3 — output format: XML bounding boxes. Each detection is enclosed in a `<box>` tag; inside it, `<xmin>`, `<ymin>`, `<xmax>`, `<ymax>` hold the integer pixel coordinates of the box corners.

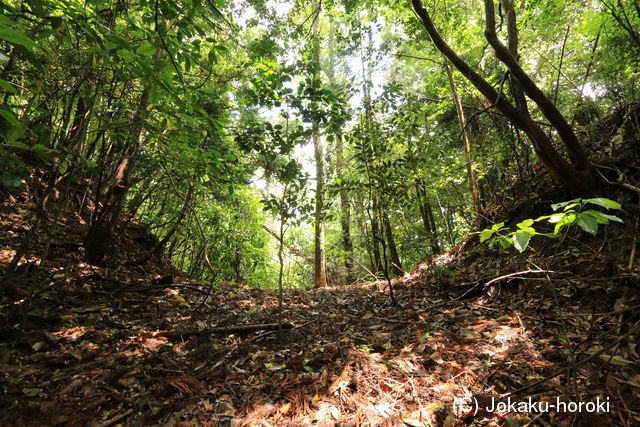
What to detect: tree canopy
<box><xmin>1</xmin><ymin>0</ymin><xmax>638</xmax><ymax>288</ymax></box>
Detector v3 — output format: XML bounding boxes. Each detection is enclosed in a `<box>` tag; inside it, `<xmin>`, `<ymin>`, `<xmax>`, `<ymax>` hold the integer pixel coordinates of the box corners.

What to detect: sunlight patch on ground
<box><xmin>0</xmin><ymin>248</ymin><xmax>16</xmax><ymax>266</ymax></box>
<box><xmin>53</xmin><ymin>326</ymin><xmax>90</xmax><ymax>341</ymax></box>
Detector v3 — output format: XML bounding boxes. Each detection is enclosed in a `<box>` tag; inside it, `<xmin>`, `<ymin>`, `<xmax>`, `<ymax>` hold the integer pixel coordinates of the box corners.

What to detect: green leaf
<box><xmin>512</xmin><ymin>230</ymin><xmax>534</xmax><ymax>253</ymax></box>
<box><xmin>553</xmin><ymin>213</ymin><xmax>576</xmax><ymax>234</ymax></box>
<box><xmin>117</xmin><ymin>49</ymin><xmax>134</xmax><ymax>62</ymax></box>
<box><xmin>0</xmin><ymin>26</ymin><xmax>37</xmax><ymax>50</ymax></box>
<box><xmin>491</xmin><ymin>221</ymin><xmax>505</xmax><ymax>231</ymax></box>
<box><xmin>0</xmin><ymin>173</ymin><xmax>22</xmax><ymax>188</ymax></box>
<box><xmin>137</xmin><ymin>44</ymin><xmax>156</xmax><ymax>57</ymax></box>
<box><xmin>584</xmin><ymin>197</ymin><xmax>621</xmax><ymax>210</ymax></box>
<box><xmin>582</xmin><ymin>210</ymin><xmax>610</xmax><ymax>224</ymax></box>
<box><xmin>551</xmin><ymin>198</ymin><xmax>580</xmax><ymax>211</ymax></box>
<box><xmin>480</xmin><ymin>228</ymin><xmax>494</xmax><ymax>243</ymax></box>
<box><xmin>601</xmin><ymin>214</ymin><xmax>623</xmax><ymax>223</ymax></box>
<box><xmin>497</xmin><ymin>237</ymin><xmax>512</xmax><ymax>249</ymax></box>
<box><xmin>534</xmin><ymin>214</ymin><xmax>553</xmax><ymax>221</ymax></box>
<box><xmin>0</xmin><ymin>78</ymin><xmax>16</xmax><ymax>94</ymax></box>
<box><xmin>4</xmin><ymin>140</ymin><xmax>30</xmax><ymax>150</ymax></box>
<box><xmin>208</xmin><ymin>50</ymin><xmax>217</xmax><ymax>64</ymax></box>
<box><xmin>576</xmin><ymin>213</ymin><xmax>598</xmax><ymax>235</ymax></box>
<box><xmin>548</xmin><ymin>213</ymin><xmax>565</xmax><ymax>224</ymax></box>
<box><xmin>517</xmin><ymin>219</ymin><xmax>534</xmax><ymax>229</ymax></box>
<box><xmin>28</xmin><ymin>0</ymin><xmax>45</xmax><ymax>18</ymax></box>
<box><xmin>58</xmin><ymin>160</ymin><xmax>68</xmax><ymax>174</ymax></box>
<box><xmin>0</xmin><ymin>108</ymin><xmax>19</xmax><ymax>126</ymax></box>
<box><xmin>31</xmin><ymin>143</ymin><xmax>56</xmax><ymax>155</ymax></box>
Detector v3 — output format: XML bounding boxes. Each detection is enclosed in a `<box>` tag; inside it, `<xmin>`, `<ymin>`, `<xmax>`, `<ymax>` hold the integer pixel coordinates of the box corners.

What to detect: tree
<box><xmin>326</xmin><ymin>18</ymin><xmax>354</xmax><ymax>276</ymax></box>
<box><xmin>444</xmin><ymin>59</ymin><xmax>482</xmax><ymax>219</ymax></box>
<box><xmin>411</xmin><ymin>0</ymin><xmax>594</xmax><ymax>194</ymax></box>
<box><xmin>84</xmin><ymin>83</ymin><xmax>153</xmax><ymax>263</ymax></box>
<box><xmin>310</xmin><ymin>0</ymin><xmax>328</xmax><ymax>288</ymax></box>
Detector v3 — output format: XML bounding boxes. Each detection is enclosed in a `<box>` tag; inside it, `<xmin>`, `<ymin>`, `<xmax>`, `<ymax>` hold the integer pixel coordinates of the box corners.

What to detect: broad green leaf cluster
<box><xmin>481</xmin><ymin>198</ymin><xmax>623</xmax><ymax>253</ymax></box>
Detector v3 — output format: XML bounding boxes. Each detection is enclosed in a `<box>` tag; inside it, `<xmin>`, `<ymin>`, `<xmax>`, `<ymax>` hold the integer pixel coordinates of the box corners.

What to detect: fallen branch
<box><xmin>131</xmin><ymin>283</ymin><xmax>211</xmax><ymax>295</ymax></box>
<box><xmin>156</xmin><ymin>322</ymin><xmax>294</xmax><ymax>338</ymax></box>
<box><xmin>484</xmin><ymin>269</ymin><xmax>557</xmax><ymax>287</ymax></box>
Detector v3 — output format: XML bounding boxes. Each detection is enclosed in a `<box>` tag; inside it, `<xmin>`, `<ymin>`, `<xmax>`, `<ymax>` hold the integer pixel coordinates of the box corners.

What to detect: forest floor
<box><xmin>1</xmin><ymin>189</ymin><xmax>640</xmax><ymax>426</ymax></box>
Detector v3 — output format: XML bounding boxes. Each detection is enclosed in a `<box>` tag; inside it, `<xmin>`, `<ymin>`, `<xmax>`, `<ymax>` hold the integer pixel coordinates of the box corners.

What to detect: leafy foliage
<box><xmin>1</xmin><ymin>0</ymin><xmax>638</xmax><ymax>288</ymax></box>
<box><xmin>480</xmin><ymin>198</ymin><xmax>624</xmax><ymax>252</ymax></box>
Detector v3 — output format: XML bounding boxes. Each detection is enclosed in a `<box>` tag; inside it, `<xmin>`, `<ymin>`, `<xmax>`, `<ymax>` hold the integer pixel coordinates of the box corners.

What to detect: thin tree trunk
<box><xmin>326</xmin><ymin>22</ymin><xmax>353</xmax><ymax>273</ymax></box>
<box><xmin>127</xmin><ymin>174</ymin><xmax>160</xmax><ymax>218</ymax></box>
<box><xmin>370</xmin><ymin>198</ymin><xmax>382</xmax><ymax>273</ymax></box>
<box><xmin>234</xmin><ymin>246</ymin><xmax>243</xmax><ymax>284</ymax></box>
<box><xmin>263</xmin><ymin>225</ymin><xmax>314</xmax><ymax>265</ymax></box>
<box><xmin>383</xmin><ymin>213</ymin><xmax>403</xmax><ymax>276</ymax></box>
<box><xmin>336</xmin><ymin>133</ymin><xmax>353</xmax><ymax>271</ymax></box>
<box><xmin>426</xmin><ymin>200</ymin><xmax>440</xmax><ymax>251</ymax></box>
<box><xmin>126</xmin><ymin>184</ymin><xmax>194</xmax><ymax>267</ymax></box>
<box><xmin>500</xmin><ymin>0</ymin><xmax>529</xmax><ymax>116</ymax></box>
<box><xmin>416</xmin><ymin>181</ymin><xmax>440</xmax><ymax>253</ymax></box>
<box><xmin>411</xmin><ymin>0</ymin><xmax>594</xmax><ymax>194</ymax></box>
<box><xmin>435</xmin><ymin>191</ymin><xmax>454</xmax><ymax>247</ymax></box>
<box><xmin>444</xmin><ymin>60</ymin><xmax>483</xmax><ymax>218</ymax></box>
<box><xmin>312</xmin><ymin>1</ymin><xmax>328</xmax><ymax>288</ymax></box>
<box><xmin>84</xmin><ymin>87</ymin><xmax>150</xmax><ymax>263</ymax></box>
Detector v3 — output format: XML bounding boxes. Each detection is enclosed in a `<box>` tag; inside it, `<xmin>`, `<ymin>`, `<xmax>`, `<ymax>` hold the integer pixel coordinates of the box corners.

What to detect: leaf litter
<box><xmin>1</xmin><ymin>197</ymin><xmax>639</xmax><ymax>426</ymax></box>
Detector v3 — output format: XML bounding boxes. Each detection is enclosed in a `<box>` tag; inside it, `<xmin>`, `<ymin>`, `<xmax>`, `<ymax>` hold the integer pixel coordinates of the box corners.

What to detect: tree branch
<box><xmin>483</xmin><ymin>0</ymin><xmax>589</xmax><ymax>172</ymax></box>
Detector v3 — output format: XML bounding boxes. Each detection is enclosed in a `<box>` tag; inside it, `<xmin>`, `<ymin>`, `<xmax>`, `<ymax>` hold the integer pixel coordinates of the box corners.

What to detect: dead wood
<box><xmin>156</xmin><ymin>322</ymin><xmax>294</xmax><ymax>338</ymax></box>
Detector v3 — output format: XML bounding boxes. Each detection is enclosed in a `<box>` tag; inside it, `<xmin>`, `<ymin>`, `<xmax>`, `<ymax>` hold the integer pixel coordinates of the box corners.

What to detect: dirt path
<box><xmin>1</xmin><ymin>200</ymin><xmax>638</xmax><ymax>426</ymax></box>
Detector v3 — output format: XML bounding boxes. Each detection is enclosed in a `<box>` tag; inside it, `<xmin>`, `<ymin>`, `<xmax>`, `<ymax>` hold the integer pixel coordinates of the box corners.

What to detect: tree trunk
<box><xmin>500</xmin><ymin>0</ymin><xmax>530</xmax><ymax>116</ymax></box>
<box><xmin>336</xmin><ymin>133</ymin><xmax>353</xmax><ymax>271</ymax></box>
<box><xmin>426</xmin><ymin>200</ymin><xmax>440</xmax><ymax>251</ymax></box>
<box><xmin>444</xmin><ymin>60</ymin><xmax>483</xmax><ymax>218</ymax></box>
<box><xmin>84</xmin><ymin>87</ymin><xmax>150</xmax><ymax>264</ymax></box>
<box><xmin>370</xmin><ymin>198</ymin><xmax>383</xmax><ymax>273</ymax></box>
<box><xmin>482</xmin><ymin>0</ymin><xmax>591</xmax><ymax>175</ymax></box>
<box><xmin>416</xmin><ymin>181</ymin><xmax>440</xmax><ymax>254</ymax></box>
<box><xmin>411</xmin><ymin>0</ymin><xmax>594</xmax><ymax>194</ymax></box>
<box><xmin>312</xmin><ymin>1</ymin><xmax>328</xmax><ymax>288</ymax></box>
<box><xmin>383</xmin><ymin>214</ymin><xmax>403</xmax><ymax>276</ymax></box>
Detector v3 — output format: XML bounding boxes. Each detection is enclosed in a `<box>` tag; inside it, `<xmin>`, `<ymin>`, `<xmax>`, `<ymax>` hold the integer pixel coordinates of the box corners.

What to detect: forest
<box><xmin>1</xmin><ymin>0</ymin><xmax>639</xmax><ymax>424</ymax></box>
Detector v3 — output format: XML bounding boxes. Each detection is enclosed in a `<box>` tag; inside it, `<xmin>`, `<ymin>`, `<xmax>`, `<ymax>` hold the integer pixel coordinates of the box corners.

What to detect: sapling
<box><xmin>480</xmin><ymin>198</ymin><xmax>623</xmax><ymax>252</ymax></box>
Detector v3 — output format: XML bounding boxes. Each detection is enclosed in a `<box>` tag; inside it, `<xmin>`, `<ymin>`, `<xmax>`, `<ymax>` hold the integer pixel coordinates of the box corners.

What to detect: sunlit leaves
<box><xmin>512</xmin><ymin>230</ymin><xmax>534</xmax><ymax>253</ymax></box>
<box><xmin>481</xmin><ymin>197</ymin><xmax>624</xmax><ymax>252</ymax></box>
<box><xmin>0</xmin><ymin>25</ymin><xmax>36</xmax><ymax>50</ymax></box>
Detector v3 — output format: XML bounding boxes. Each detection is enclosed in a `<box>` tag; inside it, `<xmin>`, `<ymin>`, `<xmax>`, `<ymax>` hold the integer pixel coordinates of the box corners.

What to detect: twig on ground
<box><xmin>484</xmin><ymin>269</ymin><xmax>557</xmax><ymax>287</ymax></box>
<box><xmin>156</xmin><ymin>322</ymin><xmax>295</xmax><ymax>338</ymax></box>
<box><xmin>629</xmin><ymin>215</ymin><xmax>638</xmax><ymax>269</ymax></box>
<box><xmin>131</xmin><ymin>283</ymin><xmax>212</xmax><ymax>295</ymax></box>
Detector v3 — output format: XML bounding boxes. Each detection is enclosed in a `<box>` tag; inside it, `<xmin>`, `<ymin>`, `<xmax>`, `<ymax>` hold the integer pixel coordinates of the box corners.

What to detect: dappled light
<box><xmin>2</xmin><ymin>0</ymin><xmax>640</xmax><ymax>424</ymax></box>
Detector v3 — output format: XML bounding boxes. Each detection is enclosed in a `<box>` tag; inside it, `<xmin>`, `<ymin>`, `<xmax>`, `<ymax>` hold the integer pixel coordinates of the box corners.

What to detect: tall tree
<box><xmin>327</xmin><ymin>19</ymin><xmax>353</xmax><ymax>275</ymax></box>
<box><xmin>444</xmin><ymin>60</ymin><xmax>482</xmax><ymax>219</ymax></box>
<box><xmin>84</xmin><ymin>84</ymin><xmax>152</xmax><ymax>263</ymax></box>
<box><xmin>411</xmin><ymin>0</ymin><xmax>595</xmax><ymax>194</ymax></box>
<box><xmin>311</xmin><ymin>1</ymin><xmax>328</xmax><ymax>288</ymax></box>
